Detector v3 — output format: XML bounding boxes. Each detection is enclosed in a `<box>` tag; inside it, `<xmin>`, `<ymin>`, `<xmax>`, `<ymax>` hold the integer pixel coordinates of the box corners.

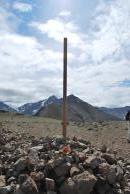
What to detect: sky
<box><xmin>0</xmin><ymin>0</ymin><xmax>130</xmax><ymax>108</ymax></box>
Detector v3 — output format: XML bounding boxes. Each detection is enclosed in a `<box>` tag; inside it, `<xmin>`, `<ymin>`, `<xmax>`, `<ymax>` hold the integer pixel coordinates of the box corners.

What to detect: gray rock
<box><xmin>124</xmin><ymin>187</ymin><xmax>130</xmax><ymax>194</ymax></box>
<box><xmin>101</xmin><ymin>145</ymin><xmax>107</xmax><ymax>153</ymax></box>
<box><xmin>116</xmin><ymin>165</ymin><xmax>124</xmax><ymax>182</ymax></box>
<box><xmin>73</xmin><ymin>171</ymin><xmax>97</xmax><ymax>194</ymax></box>
<box><xmin>19</xmin><ymin>174</ymin><xmax>38</xmax><ymax>194</ymax></box>
<box><xmin>116</xmin><ymin>189</ymin><xmax>124</xmax><ymax>194</ymax></box>
<box><xmin>0</xmin><ymin>175</ymin><xmax>6</xmax><ymax>187</ymax></box>
<box><xmin>70</xmin><ymin>166</ymin><xmax>80</xmax><ymax>177</ymax></box>
<box><xmin>46</xmin><ymin>178</ymin><xmax>55</xmax><ymax>191</ymax></box>
<box><xmin>94</xmin><ymin>179</ymin><xmax>113</xmax><ymax>194</ymax></box>
<box><xmin>102</xmin><ymin>153</ymin><xmax>117</xmax><ymax>165</ymax></box>
<box><xmin>14</xmin><ymin>158</ymin><xmax>28</xmax><ymax>175</ymax></box>
<box><xmin>54</xmin><ymin>157</ymin><xmax>64</xmax><ymax>167</ymax></box>
<box><xmin>85</xmin><ymin>156</ymin><xmax>102</xmax><ymax>169</ymax></box>
<box><xmin>47</xmin><ymin>192</ymin><xmax>57</xmax><ymax>194</ymax></box>
<box><xmin>0</xmin><ymin>136</ymin><xmax>6</xmax><ymax>145</ymax></box>
<box><xmin>28</xmin><ymin>147</ymin><xmax>40</xmax><ymax>164</ymax></box>
<box><xmin>82</xmin><ymin>148</ymin><xmax>90</xmax><ymax>154</ymax></box>
<box><xmin>65</xmin><ymin>156</ymin><xmax>74</xmax><ymax>163</ymax></box>
<box><xmin>126</xmin><ymin>166</ymin><xmax>130</xmax><ymax>172</ymax></box>
<box><xmin>77</xmin><ymin>141</ymin><xmax>88</xmax><ymax>149</ymax></box>
<box><xmin>98</xmin><ymin>163</ymin><xmax>110</xmax><ymax>176</ymax></box>
<box><xmin>54</xmin><ymin>163</ymin><xmax>71</xmax><ymax>178</ymax></box>
<box><xmin>107</xmin><ymin>165</ymin><xmax>117</xmax><ymax>185</ymax></box>
<box><xmin>1</xmin><ymin>129</ymin><xmax>130</xmax><ymax>194</ymax></box>
<box><xmin>59</xmin><ymin>178</ymin><xmax>77</xmax><ymax>194</ymax></box>
<box><xmin>7</xmin><ymin>177</ymin><xmax>16</xmax><ymax>184</ymax></box>
<box><xmin>0</xmin><ymin>185</ymin><xmax>15</xmax><ymax>194</ymax></box>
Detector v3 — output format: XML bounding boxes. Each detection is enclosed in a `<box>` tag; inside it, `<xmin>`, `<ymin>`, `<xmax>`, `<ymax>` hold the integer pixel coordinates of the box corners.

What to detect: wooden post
<box><xmin>62</xmin><ymin>38</ymin><xmax>67</xmax><ymax>139</ymax></box>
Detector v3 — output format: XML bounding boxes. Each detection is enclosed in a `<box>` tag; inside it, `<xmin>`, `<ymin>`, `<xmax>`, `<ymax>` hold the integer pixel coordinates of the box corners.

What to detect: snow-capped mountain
<box><xmin>18</xmin><ymin>96</ymin><xmax>60</xmax><ymax>115</ymax></box>
<box><xmin>1</xmin><ymin>95</ymin><xmax>129</xmax><ymax>121</ymax></box>
<box><xmin>0</xmin><ymin>101</ymin><xmax>16</xmax><ymax>113</ymax></box>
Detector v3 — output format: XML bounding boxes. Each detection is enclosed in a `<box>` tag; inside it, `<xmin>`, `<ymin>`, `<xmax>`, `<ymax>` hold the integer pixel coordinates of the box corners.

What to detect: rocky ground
<box><xmin>0</xmin><ymin>127</ymin><xmax>130</xmax><ymax>194</ymax></box>
<box><xmin>0</xmin><ymin>112</ymin><xmax>130</xmax><ymax>194</ymax></box>
<box><xmin>0</xmin><ymin>112</ymin><xmax>130</xmax><ymax>158</ymax></box>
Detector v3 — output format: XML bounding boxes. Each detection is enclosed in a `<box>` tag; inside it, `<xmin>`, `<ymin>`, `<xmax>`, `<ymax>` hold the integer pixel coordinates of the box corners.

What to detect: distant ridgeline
<box><xmin>0</xmin><ymin>95</ymin><xmax>126</xmax><ymax>122</ymax></box>
<box><xmin>0</xmin><ymin>101</ymin><xmax>16</xmax><ymax>113</ymax></box>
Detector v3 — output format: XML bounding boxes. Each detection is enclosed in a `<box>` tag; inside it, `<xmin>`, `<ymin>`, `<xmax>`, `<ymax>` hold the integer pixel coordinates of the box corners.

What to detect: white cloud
<box><xmin>0</xmin><ymin>32</ymin><xmax>64</xmax><ymax>104</ymax></box>
<box><xmin>0</xmin><ymin>0</ymin><xmax>130</xmax><ymax>107</ymax></box>
<box><xmin>90</xmin><ymin>0</ymin><xmax>130</xmax><ymax>63</ymax></box>
<box><xmin>31</xmin><ymin>0</ymin><xmax>130</xmax><ymax>64</ymax></box>
<box><xmin>68</xmin><ymin>58</ymin><xmax>130</xmax><ymax>107</ymax></box>
<box><xmin>13</xmin><ymin>2</ymin><xmax>32</xmax><ymax>12</ymax></box>
<box><xmin>0</xmin><ymin>7</ymin><xmax>63</xmax><ymax>105</ymax></box>
<box><xmin>29</xmin><ymin>0</ymin><xmax>129</xmax><ymax>107</ymax></box>
<box><xmin>59</xmin><ymin>10</ymin><xmax>71</xmax><ymax>17</ymax></box>
<box><xmin>31</xmin><ymin>17</ymin><xmax>87</xmax><ymax>51</ymax></box>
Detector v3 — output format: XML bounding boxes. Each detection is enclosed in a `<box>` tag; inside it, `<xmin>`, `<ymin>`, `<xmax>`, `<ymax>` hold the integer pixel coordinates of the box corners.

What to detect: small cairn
<box><xmin>0</xmin><ymin>128</ymin><xmax>130</xmax><ymax>194</ymax></box>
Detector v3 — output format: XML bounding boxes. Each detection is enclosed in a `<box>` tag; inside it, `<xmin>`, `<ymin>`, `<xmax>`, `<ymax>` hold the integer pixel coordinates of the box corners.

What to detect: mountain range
<box><xmin>0</xmin><ymin>95</ymin><xmax>129</xmax><ymax>121</ymax></box>
<box><xmin>36</xmin><ymin>95</ymin><xmax>119</xmax><ymax>122</ymax></box>
<box><xmin>100</xmin><ymin>106</ymin><xmax>130</xmax><ymax>120</ymax></box>
<box><xmin>0</xmin><ymin>95</ymin><xmax>130</xmax><ymax>121</ymax></box>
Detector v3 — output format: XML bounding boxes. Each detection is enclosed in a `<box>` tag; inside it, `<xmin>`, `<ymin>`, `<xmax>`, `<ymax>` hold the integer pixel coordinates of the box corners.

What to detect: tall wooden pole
<box><xmin>62</xmin><ymin>37</ymin><xmax>67</xmax><ymax>138</ymax></box>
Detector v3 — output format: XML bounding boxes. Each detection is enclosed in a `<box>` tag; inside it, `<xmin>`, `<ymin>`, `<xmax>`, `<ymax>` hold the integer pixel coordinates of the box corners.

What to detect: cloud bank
<box><xmin>0</xmin><ymin>0</ymin><xmax>130</xmax><ymax>107</ymax></box>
